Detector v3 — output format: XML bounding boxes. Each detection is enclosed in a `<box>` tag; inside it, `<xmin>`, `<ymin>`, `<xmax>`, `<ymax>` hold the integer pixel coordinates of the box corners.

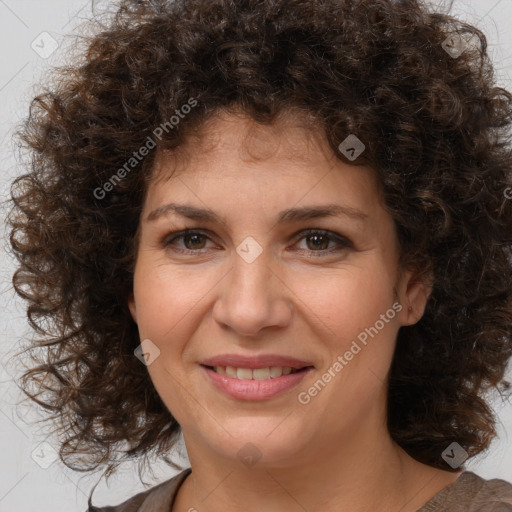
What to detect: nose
<box><xmin>212</xmin><ymin>244</ymin><xmax>293</xmax><ymax>337</ymax></box>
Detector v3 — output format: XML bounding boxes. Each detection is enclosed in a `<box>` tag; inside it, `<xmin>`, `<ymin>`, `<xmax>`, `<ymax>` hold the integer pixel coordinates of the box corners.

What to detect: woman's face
<box><xmin>128</xmin><ymin>111</ymin><xmax>429</xmax><ymax>468</ymax></box>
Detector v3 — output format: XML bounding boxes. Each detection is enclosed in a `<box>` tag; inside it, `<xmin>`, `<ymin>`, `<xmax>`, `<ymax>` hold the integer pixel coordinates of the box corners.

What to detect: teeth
<box><xmin>237</xmin><ymin>368</ymin><xmax>253</xmax><ymax>380</ymax></box>
<box><xmin>225</xmin><ymin>366</ymin><xmax>237</xmax><ymax>378</ymax></box>
<box><xmin>270</xmin><ymin>366</ymin><xmax>284</xmax><ymax>378</ymax></box>
<box><xmin>214</xmin><ymin>366</ymin><xmax>297</xmax><ymax>380</ymax></box>
<box><xmin>253</xmin><ymin>367</ymin><xmax>270</xmax><ymax>380</ymax></box>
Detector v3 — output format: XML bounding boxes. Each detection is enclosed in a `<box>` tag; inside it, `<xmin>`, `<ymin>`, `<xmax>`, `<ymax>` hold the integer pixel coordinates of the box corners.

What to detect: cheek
<box><xmin>296</xmin><ymin>266</ymin><xmax>399</xmax><ymax>381</ymax></box>
<box><xmin>292</xmin><ymin>264</ymin><xmax>396</xmax><ymax>332</ymax></box>
<box><xmin>133</xmin><ymin>261</ymin><xmax>210</xmax><ymax>340</ymax></box>
<box><xmin>132</xmin><ymin>262</ymin><xmax>204</xmax><ymax>420</ymax></box>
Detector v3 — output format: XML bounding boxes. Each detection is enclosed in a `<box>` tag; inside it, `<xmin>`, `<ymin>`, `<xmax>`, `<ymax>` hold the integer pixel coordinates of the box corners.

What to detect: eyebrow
<box><xmin>146</xmin><ymin>202</ymin><xmax>368</xmax><ymax>224</ymax></box>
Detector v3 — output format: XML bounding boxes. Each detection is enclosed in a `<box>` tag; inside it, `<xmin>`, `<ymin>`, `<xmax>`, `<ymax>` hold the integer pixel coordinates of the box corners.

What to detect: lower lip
<box><xmin>201</xmin><ymin>365</ymin><xmax>313</xmax><ymax>400</ymax></box>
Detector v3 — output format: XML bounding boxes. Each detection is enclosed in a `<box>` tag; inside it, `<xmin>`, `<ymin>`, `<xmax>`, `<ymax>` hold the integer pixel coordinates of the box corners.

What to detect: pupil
<box><xmin>308</xmin><ymin>235</ymin><xmax>327</xmax><ymax>250</ymax></box>
<box><xmin>186</xmin><ymin>234</ymin><xmax>204</xmax><ymax>249</ymax></box>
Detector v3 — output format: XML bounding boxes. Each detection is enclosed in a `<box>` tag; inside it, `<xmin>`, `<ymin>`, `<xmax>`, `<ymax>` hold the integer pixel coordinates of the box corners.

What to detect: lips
<box><xmin>199</xmin><ymin>354</ymin><xmax>315</xmax><ymax>400</ymax></box>
<box><xmin>201</xmin><ymin>364</ymin><xmax>314</xmax><ymax>400</ymax></box>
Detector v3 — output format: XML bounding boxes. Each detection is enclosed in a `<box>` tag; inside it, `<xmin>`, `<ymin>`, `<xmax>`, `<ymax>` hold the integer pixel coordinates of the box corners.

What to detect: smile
<box><xmin>209</xmin><ymin>365</ymin><xmax>301</xmax><ymax>380</ymax></box>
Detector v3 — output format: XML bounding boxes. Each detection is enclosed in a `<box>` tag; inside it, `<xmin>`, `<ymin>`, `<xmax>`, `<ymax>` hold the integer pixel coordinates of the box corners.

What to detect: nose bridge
<box><xmin>213</xmin><ymin>235</ymin><xmax>291</xmax><ymax>335</ymax></box>
<box><xmin>233</xmin><ymin>240</ymin><xmax>271</xmax><ymax>293</ymax></box>
<box><xmin>231</xmin><ymin>237</ymin><xmax>275</xmax><ymax>309</ymax></box>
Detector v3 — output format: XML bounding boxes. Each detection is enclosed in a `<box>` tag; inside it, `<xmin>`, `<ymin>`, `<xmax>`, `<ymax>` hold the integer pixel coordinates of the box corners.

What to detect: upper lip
<box><xmin>200</xmin><ymin>354</ymin><xmax>314</xmax><ymax>370</ymax></box>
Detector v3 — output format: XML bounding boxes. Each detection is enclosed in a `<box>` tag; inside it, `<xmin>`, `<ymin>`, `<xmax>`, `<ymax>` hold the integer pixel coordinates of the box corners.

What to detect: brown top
<box><xmin>88</xmin><ymin>469</ymin><xmax>512</xmax><ymax>512</ymax></box>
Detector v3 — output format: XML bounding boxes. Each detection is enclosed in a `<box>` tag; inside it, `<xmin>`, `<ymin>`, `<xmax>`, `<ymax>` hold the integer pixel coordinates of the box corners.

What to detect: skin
<box><xmin>128</xmin><ymin>110</ymin><xmax>460</xmax><ymax>512</ymax></box>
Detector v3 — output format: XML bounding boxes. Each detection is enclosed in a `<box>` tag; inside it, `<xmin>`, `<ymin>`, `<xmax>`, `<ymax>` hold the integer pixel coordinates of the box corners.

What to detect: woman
<box><xmin>8</xmin><ymin>0</ymin><xmax>512</xmax><ymax>510</ymax></box>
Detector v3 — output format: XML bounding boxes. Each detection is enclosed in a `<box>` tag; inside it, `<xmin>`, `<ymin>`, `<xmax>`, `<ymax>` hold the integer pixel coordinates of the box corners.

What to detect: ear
<box><xmin>396</xmin><ymin>267</ymin><xmax>432</xmax><ymax>326</ymax></box>
<box><xmin>128</xmin><ymin>293</ymin><xmax>137</xmax><ymax>324</ymax></box>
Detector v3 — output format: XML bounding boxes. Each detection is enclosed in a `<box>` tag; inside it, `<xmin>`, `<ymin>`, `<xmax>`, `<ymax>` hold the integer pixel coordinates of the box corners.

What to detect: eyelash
<box><xmin>161</xmin><ymin>228</ymin><xmax>353</xmax><ymax>257</ymax></box>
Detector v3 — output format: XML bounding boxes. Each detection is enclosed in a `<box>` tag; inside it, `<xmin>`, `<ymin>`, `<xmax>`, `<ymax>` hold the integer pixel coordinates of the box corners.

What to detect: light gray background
<box><xmin>1</xmin><ymin>1</ymin><xmax>511</xmax><ymax>510</ymax></box>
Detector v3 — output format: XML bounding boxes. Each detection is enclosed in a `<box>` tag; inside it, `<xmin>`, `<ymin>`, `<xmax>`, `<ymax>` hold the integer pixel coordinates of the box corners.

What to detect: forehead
<box><xmin>152</xmin><ymin>111</ymin><xmax>331</xmax><ymax>176</ymax></box>
<box><xmin>149</xmin><ymin>109</ymin><xmax>378</xmax><ymax>189</ymax></box>
<box><xmin>143</xmin><ymin>112</ymin><xmax>385</xmax><ymax>224</ymax></box>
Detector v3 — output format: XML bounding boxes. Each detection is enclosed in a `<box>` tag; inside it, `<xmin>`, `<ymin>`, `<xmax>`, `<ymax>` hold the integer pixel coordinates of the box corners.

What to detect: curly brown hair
<box><xmin>7</xmin><ymin>0</ymin><xmax>512</xmax><ymax>486</ymax></box>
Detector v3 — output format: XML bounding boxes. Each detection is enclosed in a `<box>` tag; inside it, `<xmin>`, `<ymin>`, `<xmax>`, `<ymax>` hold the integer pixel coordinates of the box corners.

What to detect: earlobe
<box><xmin>128</xmin><ymin>293</ymin><xmax>137</xmax><ymax>323</ymax></box>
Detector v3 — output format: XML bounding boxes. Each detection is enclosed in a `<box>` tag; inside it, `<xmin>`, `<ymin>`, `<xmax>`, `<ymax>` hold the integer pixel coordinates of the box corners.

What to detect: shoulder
<box><xmin>419</xmin><ymin>471</ymin><xmax>512</xmax><ymax>511</ymax></box>
<box><xmin>87</xmin><ymin>468</ymin><xmax>192</xmax><ymax>512</ymax></box>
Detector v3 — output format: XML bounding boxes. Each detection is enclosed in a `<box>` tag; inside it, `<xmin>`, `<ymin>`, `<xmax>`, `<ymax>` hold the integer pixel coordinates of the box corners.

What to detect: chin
<box><xmin>199</xmin><ymin>417</ymin><xmax>314</xmax><ymax>468</ymax></box>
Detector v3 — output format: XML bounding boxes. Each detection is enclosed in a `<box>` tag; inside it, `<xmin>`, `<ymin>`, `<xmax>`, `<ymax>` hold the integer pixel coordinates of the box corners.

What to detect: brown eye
<box><xmin>294</xmin><ymin>229</ymin><xmax>353</xmax><ymax>256</ymax></box>
<box><xmin>304</xmin><ymin>234</ymin><xmax>331</xmax><ymax>251</ymax></box>
<box><xmin>180</xmin><ymin>233</ymin><xmax>208</xmax><ymax>250</ymax></box>
<box><xmin>162</xmin><ymin>230</ymin><xmax>214</xmax><ymax>253</ymax></box>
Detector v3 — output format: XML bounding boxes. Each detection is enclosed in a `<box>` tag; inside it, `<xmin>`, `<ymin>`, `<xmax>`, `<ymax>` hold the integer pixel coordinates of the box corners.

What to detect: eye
<box><xmin>161</xmin><ymin>228</ymin><xmax>353</xmax><ymax>256</ymax></box>
<box><xmin>162</xmin><ymin>230</ymin><xmax>214</xmax><ymax>253</ymax></box>
<box><xmin>292</xmin><ymin>229</ymin><xmax>353</xmax><ymax>256</ymax></box>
